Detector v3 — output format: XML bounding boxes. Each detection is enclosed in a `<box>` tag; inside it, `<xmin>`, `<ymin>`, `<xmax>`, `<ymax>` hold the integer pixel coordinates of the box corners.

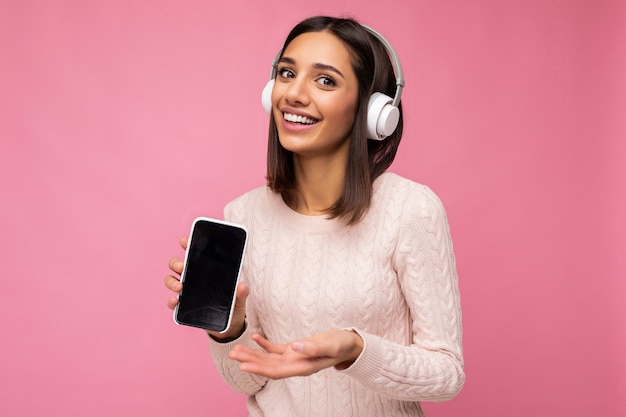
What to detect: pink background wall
<box><xmin>1</xmin><ymin>0</ymin><xmax>624</xmax><ymax>416</ymax></box>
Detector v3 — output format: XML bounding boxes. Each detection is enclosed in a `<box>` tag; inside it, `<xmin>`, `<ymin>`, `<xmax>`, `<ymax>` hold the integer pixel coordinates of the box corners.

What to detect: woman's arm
<box><xmin>340</xmin><ymin>185</ymin><xmax>465</xmax><ymax>401</ymax></box>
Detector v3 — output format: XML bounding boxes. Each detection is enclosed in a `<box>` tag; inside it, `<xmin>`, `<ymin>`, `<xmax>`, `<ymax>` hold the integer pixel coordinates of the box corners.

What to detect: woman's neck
<box><xmin>291</xmin><ymin>153</ymin><xmax>346</xmax><ymax>216</ymax></box>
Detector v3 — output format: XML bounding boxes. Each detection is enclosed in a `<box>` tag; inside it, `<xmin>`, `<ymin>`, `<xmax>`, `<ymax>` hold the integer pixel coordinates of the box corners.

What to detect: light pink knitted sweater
<box><xmin>209</xmin><ymin>172</ymin><xmax>464</xmax><ymax>416</ymax></box>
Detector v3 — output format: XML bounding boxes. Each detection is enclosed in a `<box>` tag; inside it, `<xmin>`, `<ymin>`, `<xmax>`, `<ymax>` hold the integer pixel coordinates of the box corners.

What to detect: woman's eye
<box><xmin>317</xmin><ymin>76</ymin><xmax>336</xmax><ymax>87</ymax></box>
<box><xmin>278</xmin><ymin>68</ymin><xmax>295</xmax><ymax>78</ymax></box>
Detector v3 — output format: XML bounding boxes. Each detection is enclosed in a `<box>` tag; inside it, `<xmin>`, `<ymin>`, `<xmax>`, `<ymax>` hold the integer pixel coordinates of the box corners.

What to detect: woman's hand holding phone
<box><xmin>211</xmin><ymin>281</ymin><xmax>249</xmax><ymax>341</ymax></box>
<box><xmin>164</xmin><ymin>237</ymin><xmax>249</xmax><ymax>341</ymax></box>
<box><xmin>164</xmin><ymin>239</ymin><xmax>187</xmax><ymax>310</ymax></box>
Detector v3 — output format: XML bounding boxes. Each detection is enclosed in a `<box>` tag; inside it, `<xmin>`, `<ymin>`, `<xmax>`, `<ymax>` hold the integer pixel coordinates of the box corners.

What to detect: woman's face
<box><xmin>271</xmin><ymin>31</ymin><xmax>359</xmax><ymax>159</ymax></box>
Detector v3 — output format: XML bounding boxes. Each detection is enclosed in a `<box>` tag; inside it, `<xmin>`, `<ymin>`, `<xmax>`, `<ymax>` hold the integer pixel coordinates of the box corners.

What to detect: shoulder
<box><xmin>370</xmin><ymin>172</ymin><xmax>452</xmax><ymax>242</ymax></box>
<box><xmin>374</xmin><ymin>172</ymin><xmax>447</xmax><ymax>219</ymax></box>
<box><xmin>223</xmin><ymin>184</ymin><xmax>269</xmax><ymax>224</ymax></box>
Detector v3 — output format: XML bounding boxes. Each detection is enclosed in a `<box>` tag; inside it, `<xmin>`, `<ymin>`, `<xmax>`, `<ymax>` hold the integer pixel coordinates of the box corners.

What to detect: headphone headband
<box><xmin>360</xmin><ymin>24</ymin><xmax>405</xmax><ymax>107</ymax></box>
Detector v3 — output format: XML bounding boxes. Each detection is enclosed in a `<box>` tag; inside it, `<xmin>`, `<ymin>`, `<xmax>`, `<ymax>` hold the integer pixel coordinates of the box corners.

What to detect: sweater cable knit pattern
<box><xmin>209</xmin><ymin>172</ymin><xmax>464</xmax><ymax>417</ymax></box>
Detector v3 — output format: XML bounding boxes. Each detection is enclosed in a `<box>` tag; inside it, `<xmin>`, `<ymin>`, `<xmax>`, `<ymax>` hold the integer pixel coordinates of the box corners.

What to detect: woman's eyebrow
<box><xmin>278</xmin><ymin>56</ymin><xmax>345</xmax><ymax>79</ymax></box>
<box><xmin>312</xmin><ymin>63</ymin><xmax>344</xmax><ymax>79</ymax></box>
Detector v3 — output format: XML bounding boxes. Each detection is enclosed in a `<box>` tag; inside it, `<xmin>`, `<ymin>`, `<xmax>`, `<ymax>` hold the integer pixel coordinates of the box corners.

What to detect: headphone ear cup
<box><xmin>367</xmin><ymin>92</ymin><xmax>400</xmax><ymax>140</ymax></box>
<box><xmin>261</xmin><ymin>79</ymin><xmax>275</xmax><ymax>115</ymax></box>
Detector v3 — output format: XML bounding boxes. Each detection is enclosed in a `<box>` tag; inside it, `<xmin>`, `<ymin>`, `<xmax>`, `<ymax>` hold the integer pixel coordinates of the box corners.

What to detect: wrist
<box><xmin>208</xmin><ymin>321</ymin><xmax>247</xmax><ymax>343</ymax></box>
<box><xmin>335</xmin><ymin>330</ymin><xmax>364</xmax><ymax>370</ymax></box>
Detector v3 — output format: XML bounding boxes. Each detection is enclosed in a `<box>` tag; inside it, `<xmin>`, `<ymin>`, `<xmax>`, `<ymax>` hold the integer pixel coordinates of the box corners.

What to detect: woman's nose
<box><xmin>284</xmin><ymin>77</ymin><xmax>310</xmax><ymax>106</ymax></box>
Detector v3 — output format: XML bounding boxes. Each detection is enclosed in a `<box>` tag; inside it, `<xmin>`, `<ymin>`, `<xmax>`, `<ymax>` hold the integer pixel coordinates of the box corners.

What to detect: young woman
<box><xmin>165</xmin><ymin>16</ymin><xmax>464</xmax><ymax>417</ymax></box>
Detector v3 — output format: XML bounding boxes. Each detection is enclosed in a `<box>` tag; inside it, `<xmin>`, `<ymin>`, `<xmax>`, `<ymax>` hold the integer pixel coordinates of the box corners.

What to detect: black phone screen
<box><xmin>175</xmin><ymin>218</ymin><xmax>247</xmax><ymax>332</ymax></box>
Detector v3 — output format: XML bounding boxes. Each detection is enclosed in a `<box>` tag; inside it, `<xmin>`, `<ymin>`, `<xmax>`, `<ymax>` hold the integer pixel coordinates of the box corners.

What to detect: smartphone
<box><xmin>174</xmin><ymin>217</ymin><xmax>248</xmax><ymax>333</ymax></box>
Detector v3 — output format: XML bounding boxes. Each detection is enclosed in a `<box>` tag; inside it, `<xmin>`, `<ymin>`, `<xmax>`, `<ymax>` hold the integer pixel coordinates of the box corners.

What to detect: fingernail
<box><xmin>292</xmin><ymin>341</ymin><xmax>304</xmax><ymax>352</ymax></box>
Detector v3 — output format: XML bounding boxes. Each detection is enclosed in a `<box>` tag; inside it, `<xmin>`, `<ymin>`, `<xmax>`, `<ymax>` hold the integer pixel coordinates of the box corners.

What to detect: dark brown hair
<box><xmin>266</xmin><ymin>16</ymin><xmax>404</xmax><ymax>225</ymax></box>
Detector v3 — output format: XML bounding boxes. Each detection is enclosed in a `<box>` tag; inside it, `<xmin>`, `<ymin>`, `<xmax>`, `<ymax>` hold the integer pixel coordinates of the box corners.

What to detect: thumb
<box><xmin>235</xmin><ymin>282</ymin><xmax>249</xmax><ymax>304</ymax></box>
<box><xmin>232</xmin><ymin>282</ymin><xmax>249</xmax><ymax>316</ymax></box>
<box><xmin>290</xmin><ymin>340</ymin><xmax>321</xmax><ymax>357</ymax></box>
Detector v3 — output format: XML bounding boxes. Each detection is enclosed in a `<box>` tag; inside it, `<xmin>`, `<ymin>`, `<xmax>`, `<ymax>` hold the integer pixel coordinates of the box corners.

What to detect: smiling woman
<box><xmin>271</xmin><ymin>31</ymin><xmax>359</xmax><ymax>211</ymax></box>
<box><xmin>263</xmin><ymin>18</ymin><xmax>406</xmax><ymax>225</ymax></box>
<box><xmin>164</xmin><ymin>15</ymin><xmax>464</xmax><ymax>417</ymax></box>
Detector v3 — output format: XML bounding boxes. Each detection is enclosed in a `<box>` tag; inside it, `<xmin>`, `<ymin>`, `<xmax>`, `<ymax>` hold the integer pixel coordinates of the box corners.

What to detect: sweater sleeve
<box><xmin>341</xmin><ymin>185</ymin><xmax>465</xmax><ymax>401</ymax></box>
<box><xmin>205</xmin><ymin>198</ymin><xmax>269</xmax><ymax>395</ymax></box>
<box><xmin>207</xmin><ymin>319</ymin><xmax>268</xmax><ymax>395</ymax></box>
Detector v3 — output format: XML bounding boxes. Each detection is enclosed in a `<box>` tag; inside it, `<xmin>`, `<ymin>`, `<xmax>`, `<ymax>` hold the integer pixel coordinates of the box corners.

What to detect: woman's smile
<box><xmin>281</xmin><ymin>107</ymin><xmax>320</xmax><ymax>134</ymax></box>
<box><xmin>283</xmin><ymin>112</ymin><xmax>319</xmax><ymax>125</ymax></box>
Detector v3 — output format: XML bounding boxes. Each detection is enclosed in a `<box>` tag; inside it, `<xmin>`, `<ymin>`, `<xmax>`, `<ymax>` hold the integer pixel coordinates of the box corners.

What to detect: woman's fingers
<box><xmin>164</xmin><ymin>274</ymin><xmax>182</xmax><ymax>292</ymax></box>
<box><xmin>227</xmin><ymin>330</ymin><xmax>364</xmax><ymax>378</ymax></box>
<box><xmin>227</xmin><ymin>333</ymin><xmax>334</xmax><ymax>378</ymax></box>
<box><xmin>164</xmin><ymin>238</ymin><xmax>186</xmax><ymax>311</ymax></box>
<box><xmin>164</xmin><ymin>274</ymin><xmax>182</xmax><ymax>310</ymax></box>
<box><xmin>168</xmin><ymin>257</ymin><xmax>184</xmax><ymax>275</ymax></box>
<box><xmin>166</xmin><ymin>295</ymin><xmax>179</xmax><ymax>310</ymax></box>
<box><xmin>250</xmin><ymin>333</ymin><xmax>287</xmax><ymax>354</ymax></box>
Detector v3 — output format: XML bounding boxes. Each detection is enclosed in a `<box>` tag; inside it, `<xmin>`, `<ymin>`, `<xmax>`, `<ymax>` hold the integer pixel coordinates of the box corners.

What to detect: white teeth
<box><xmin>284</xmin><ymin>112</ymin><xmax>317</xmax><ymax>124</ymax></box>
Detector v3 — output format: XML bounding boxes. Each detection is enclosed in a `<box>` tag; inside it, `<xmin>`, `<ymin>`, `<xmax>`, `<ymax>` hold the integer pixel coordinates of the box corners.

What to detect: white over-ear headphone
<box><xmin>261</xmin><ymin>24</ymin><xmax>405</xmax><ymax>141</ymax></box>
